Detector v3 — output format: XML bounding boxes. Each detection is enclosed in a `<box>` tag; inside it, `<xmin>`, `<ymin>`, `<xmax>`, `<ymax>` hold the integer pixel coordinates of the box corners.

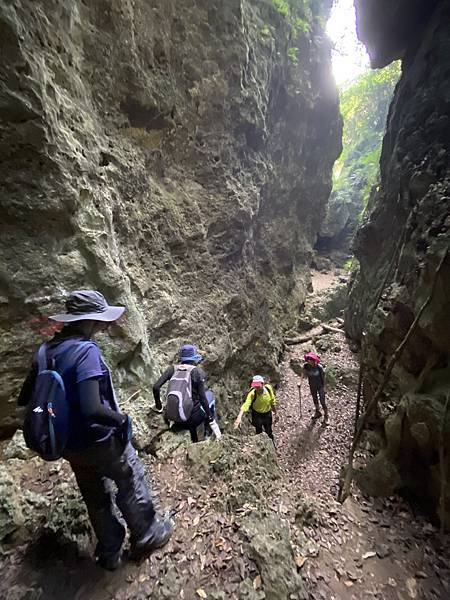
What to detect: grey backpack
<box><xmin>165</xmin><ymin>365</ymin><xmax>195</xmax><ymax>423</ymax></box>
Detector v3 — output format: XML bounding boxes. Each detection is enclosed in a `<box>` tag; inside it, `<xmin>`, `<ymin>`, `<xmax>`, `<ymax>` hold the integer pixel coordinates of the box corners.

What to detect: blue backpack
<box><xmin>23</xmin><ymin>341</ymin><xmax>91</xmax><ymax>461</ymax></box>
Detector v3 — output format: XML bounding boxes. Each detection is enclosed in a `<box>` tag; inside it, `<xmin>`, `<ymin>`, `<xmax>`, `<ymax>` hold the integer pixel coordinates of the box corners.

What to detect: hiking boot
<box><xmin>312</xmin><ymin>409</ymin><xmax>322</xmax><ymax>419</ymax></box>
<box><xmin>96</xmin><ymin>552</ymin><xmax>122</xmax><ymax>571</ymax></box>
<box><xmin>323</xmin><ymin>410</ymin><xmax>329</xmax><ymax>424</ymax></box>
<box><xmin>129</xmin><ymin>518</ymin><xmax>173</xmax><ymax>561</ymax></box>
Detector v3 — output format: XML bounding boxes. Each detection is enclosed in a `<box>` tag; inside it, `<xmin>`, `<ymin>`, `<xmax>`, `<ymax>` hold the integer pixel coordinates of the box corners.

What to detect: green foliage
<box><xmin>288</xmin><ymin>46</ymin><xmax>299</xmax><ymax>64</ymax></box>
<box><xmin>293</xmin><ymin>16</ymin><xmax>311</xmax><ymax>35</ymax></box>
<box><xmin>272</xmin><ymin>0</ymin><xmax>290</xmax><ymax>17</ymax></box>
<box><xmin>333</xmin><ymin>62</ymin><xmax>401</xmax><ymax>210</ymax></box>
<box><xmin>261</xmin><ymin>24</ymin><xmax>272</xmax><ymax>36</ymax></box>
<box><xmin>271</xmin><ymin>0</ymin><xmax>324</xmax><ymax>31</ymax></box>
<box><xmin>339</xmin><ymin>63</ymin><xmax>401</xmax><ymax>167</ymax></box>
<box><xmin>270</xmin><ymin>0</ymin><xmax>323</xmax><ymax>65</ymax></box>
<box><xmin>344</xmin><ymin>258</ymin><xmax>355</xmax><ymax>271</ymax></box>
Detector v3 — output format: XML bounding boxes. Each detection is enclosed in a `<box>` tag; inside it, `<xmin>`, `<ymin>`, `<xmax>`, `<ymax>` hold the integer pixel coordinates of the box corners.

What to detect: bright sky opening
<box><xmin>326</xmin><ymin>0</ymin><xmax>370</xmax><ymax>87</ymax></box>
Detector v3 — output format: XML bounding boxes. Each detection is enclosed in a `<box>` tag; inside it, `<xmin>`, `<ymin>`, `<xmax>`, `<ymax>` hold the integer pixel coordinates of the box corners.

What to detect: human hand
<box><xmin>233</xmin><ymin>417</ymin><xmax>241</xmax><ymax>429</ymax></box>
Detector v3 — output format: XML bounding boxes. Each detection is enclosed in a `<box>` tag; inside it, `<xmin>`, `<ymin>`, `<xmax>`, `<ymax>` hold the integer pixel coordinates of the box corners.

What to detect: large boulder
<box><xmin>3</xmin><ymin>429</ymin><xmax>35</xmax><ymax>460</ymax></box>
<box><xmin>0</xmin><ymin>456</ymin><xmax>91</xmax><ymax>548</ymax></box>
<box><xmin>186</xmin><ymin>434</ymin><xmax>279</xmax><ymax>512</ymax></box>
<box><xmin>240</xmin><ymin>515</ymin><xmax>307</xmax><ymax>600</ymax></box>
<box><xmin>121</xmin><ymin>393</ymin><xmax>166</xmax><ymax>451</ymax></box>
<box><xmin>297</xmin><ymin>281</ymin><xmax>348</xmax><ymax>332</ymax></box>
<box><xmin>152</xmin><ymin>429</ymin><xmax>192</xmax><ymax>460</ymax></box>
<box><xmin>354</xmin><ymin>450</ymin><xmax>402</xmax><ymax>497</ymax></box>
<box><xmin>0</xmin><ymin>464</ymin><xmax>25</xmax><ymax>541</ymax></box>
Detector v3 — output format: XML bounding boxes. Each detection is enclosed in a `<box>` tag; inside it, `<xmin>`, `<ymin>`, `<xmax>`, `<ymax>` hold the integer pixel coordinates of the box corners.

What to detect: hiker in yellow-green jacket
<box><xmin>233</xmin><ymin>375</ymin><xmax>277</xmax><ymax>441</ymax></box>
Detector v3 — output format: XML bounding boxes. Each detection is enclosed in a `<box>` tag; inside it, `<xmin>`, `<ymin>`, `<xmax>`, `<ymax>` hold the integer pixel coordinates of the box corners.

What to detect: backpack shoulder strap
<box><xmin>42</xmin><ymin>339</ymin><xmax>94</xmax><ymax>375</ymax></box>
<box><xmin>36</xmin><ymin>343</ymin><xmax>48</xmax><ymax>374</ymax></box>
<box><xmin>266</xmin><ymin>384</ymin><xmax>275</xmax><ymax>402</ymax></box>
<box><xmin>318</xmin><ymin>363</ymin><xmax>325</xmax><ymax>384</ymax></box>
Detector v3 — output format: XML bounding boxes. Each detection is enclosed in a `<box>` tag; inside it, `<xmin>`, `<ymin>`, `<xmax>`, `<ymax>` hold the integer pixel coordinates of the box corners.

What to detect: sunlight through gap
<box><xmin>326</xmin><ymin>0</ymin><xmax>370</xmax><ymax>87</ymax></box>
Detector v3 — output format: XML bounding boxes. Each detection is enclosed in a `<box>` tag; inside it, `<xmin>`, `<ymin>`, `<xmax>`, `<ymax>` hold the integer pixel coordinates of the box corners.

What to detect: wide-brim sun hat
<box><xmin>180</xmin><ymin>343</ymin><xmax>203</xmax><ymax>363</ymax></box>
<box><xmin>251</xmin><ymin>375</ymin><xmax>264</xmax><ymax>388</ymax></box>
<box><xmin>49</xmin><ymin>290</ymin><xmax>125</xmax><ymax>323</ymax></box>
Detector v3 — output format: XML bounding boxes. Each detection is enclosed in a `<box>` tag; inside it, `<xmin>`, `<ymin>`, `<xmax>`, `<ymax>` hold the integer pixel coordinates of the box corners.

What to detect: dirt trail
<box><xmin>1</xmin><ymin>270</ymin><xmax>450</xmax><ymax>600</ymax></box>
<box><xmin>274</xmin><ymin>270</ymin><xmax>450</xmax><ymax>600</ymax></box>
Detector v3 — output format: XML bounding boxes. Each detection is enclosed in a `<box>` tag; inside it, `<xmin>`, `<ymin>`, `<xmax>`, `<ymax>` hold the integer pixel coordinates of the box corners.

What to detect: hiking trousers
<box><xmin>66</xmin><ymin>437</ymin><xmax>155</xmax><ymax>561</ymax></box>
<box><xmin>309</xmin><ymin>383</ymin><xmax>327</xmax><ymax>410</ymax></box>
<box><xmin>167</xmin><ymin>406</ymin><xmax>208</xmax><ymax>443</ymax></box>
<box><xmin>251</xmin><ymin>409</ymin><xmax>274</xmax><ymax>440</ymax></box>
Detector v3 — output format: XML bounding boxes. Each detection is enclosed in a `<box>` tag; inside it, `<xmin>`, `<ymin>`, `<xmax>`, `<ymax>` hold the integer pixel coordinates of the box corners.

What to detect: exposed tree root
<box><xmin>321</xmin><ymin>323</ymin><xmax>344</xmax><ymax>334</ymax></box>
<box><xmin>284</xmin><ymin>322</ymin><xmax>344</xmax><ymax>346</ymax></box>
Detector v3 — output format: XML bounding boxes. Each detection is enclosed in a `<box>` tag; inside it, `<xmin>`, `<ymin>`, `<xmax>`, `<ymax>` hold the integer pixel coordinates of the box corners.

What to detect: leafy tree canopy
<box><xmin>321</xmin><ymin>62</ymin><xmax>400</xmax><ymax>248</ymax></box>
<box><xmin>335</xmin><ymin>61</ymin><xmax>401</xmax><ymax>190</ymax></box>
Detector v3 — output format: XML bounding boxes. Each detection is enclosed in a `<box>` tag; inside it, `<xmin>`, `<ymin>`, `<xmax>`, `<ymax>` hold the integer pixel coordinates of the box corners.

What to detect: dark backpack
<box><xmin>165</xmin><ymin>364</ymin><xmax>195</xmax><ymax>423</ymax></box>
<box><xmin>23</xmin><ymin>341</ymin><xmax>91</xmax><ymax>461</ymax></box>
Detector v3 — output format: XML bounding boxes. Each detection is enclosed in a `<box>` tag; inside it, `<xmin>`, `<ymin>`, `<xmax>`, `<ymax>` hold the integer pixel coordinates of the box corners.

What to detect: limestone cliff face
<box><xmin>348</xmin><ymin>0</ymin><xmax>450</xmax><ymax>525</ymax></box>
<box><xmin>0</xmin><ymin>0</ymin><xmax>341</xmax><ymax>433</ymax></box>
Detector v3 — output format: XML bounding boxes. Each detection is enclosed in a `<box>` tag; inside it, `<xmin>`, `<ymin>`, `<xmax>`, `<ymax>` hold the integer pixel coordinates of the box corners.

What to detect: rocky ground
<box><xmin>275</xmin><ymin>271</ymin><xmax>450</xmax><ymax>599</ymax></box>
<box><xmin>0</xmin><ymin>269</ymin><xmax>449</xmax><ymax>599</ymax></box>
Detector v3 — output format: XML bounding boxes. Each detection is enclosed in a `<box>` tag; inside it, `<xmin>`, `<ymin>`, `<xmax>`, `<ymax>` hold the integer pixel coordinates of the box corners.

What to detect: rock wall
<box><xmin>0</xmin><ymin>0</ymin><xmax>341</xmax><ymax>434</ymax></box>
<box><xmin>347</xmin><ymin>0</ymin><xmax>450</xmax><ymax>526</ymax></box>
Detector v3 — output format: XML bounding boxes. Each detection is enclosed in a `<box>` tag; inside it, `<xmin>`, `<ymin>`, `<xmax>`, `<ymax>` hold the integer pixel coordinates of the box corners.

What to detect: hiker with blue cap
<box><xmin>18</xmin><ymin>290</ymin><xmax>172</xmax><ymax>570</ymax></box>
<box><xmin>152</xmin><ymin>343</ymin><xmax>221</xmax><ymax>442</ymax></box>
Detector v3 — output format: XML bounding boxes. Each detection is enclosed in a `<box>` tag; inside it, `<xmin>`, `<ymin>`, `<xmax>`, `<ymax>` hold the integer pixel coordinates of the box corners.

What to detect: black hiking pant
<box><xmin>168</xmin><ymin>404</ymin><xmax>207</xmax><ymax>443</ymax></box>
<box><xmin>309</xmin><ymin>383</ymin><xmax>327</xmax><ymax>411</ymax></box>
<box><xmin>66</xmin><ymin>437</ymin><xmax>156</xmax><ymax>562</ymax></box>
<box><xmin>186</xmin><ymin>409</ymin><xmax>207</xmax><ymax>443</ymax></box>
<box><xmin>251</xmin><ymin>409</ymin><xmax>274</xmax><ymax>440</ymax></box>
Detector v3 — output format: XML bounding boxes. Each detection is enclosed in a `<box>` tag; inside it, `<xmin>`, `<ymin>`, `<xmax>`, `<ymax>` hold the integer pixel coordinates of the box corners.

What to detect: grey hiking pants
<box><xmin>66</xmin><ymin>437</ymin><xmax>155</xmax><ymax>560</ymax></box>
<box><xmin>309</xmin><ymin>383</ymin><xmax>327</xmax><ymax>410</ymax></box>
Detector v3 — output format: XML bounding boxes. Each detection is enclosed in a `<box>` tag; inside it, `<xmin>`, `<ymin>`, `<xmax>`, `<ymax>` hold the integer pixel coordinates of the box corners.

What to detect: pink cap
<box><xmin>251</xmin><ymin>375</ymin><xmax>264</xmax><ymax>387</ymax></box>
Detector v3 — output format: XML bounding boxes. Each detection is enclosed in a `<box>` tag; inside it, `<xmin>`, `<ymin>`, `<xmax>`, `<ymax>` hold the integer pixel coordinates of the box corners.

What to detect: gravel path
<box><xmin>273</xmin><ymin>272</ymin><xmax>450</xmax><ymax>600</ymax></box>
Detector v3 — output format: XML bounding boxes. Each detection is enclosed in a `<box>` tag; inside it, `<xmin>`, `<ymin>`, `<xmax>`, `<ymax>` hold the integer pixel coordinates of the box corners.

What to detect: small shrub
<box><xmin>272</xmin><ymin>0</ymin><xmax>290</xmax><ymax>17</ymax></box>
<box><xmin>288</xmin><ymin>46</ymin><xmax>299</xmax><ymax>65</ymax></box>
<box><xmin>293</xmin><ymin>16</ymin><xmax>311</xmax><ymax>36</ymax></box>
<box><xmin>344</xmin><ymin>258</ymin><xmax>354</xmax><ymax>271</ymax></box>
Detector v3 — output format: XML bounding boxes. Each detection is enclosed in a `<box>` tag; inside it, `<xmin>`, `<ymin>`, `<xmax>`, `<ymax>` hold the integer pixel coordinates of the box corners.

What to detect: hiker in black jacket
<box><xmin>300</xmin><ymin>351</ymin><xmax>328</xmax><ymax>422</ymax></box>
<box><xmin>152</xmin><ymin>344</ymin><xmax>214</xmax><ymax>442</ymax></box>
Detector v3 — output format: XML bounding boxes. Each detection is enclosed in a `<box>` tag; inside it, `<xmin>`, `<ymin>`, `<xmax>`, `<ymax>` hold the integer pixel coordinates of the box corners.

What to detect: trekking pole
<box><xmin>297</xmin><ymin>382</ymin><xmax>302</xmax><ymax>418</ymax></box>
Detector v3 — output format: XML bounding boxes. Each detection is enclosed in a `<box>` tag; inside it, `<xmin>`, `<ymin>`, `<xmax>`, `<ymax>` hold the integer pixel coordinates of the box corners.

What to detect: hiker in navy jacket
<box><xmin>18</xmin><ymin>290</ymin><xmax>172</xmax><ymax>570</ymax></box>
